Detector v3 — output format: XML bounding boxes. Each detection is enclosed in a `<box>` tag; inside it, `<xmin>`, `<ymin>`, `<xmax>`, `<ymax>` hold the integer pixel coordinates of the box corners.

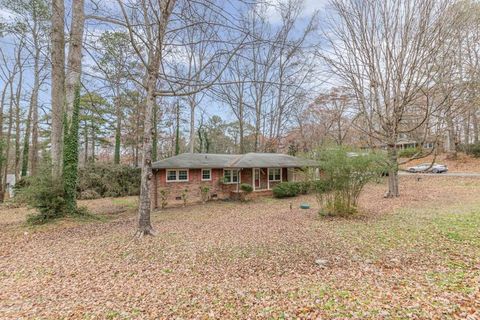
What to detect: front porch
<box><xmin>232</xmin><ymin>167</ymin><xmax>291</xmax><ymax>192</ymax></box>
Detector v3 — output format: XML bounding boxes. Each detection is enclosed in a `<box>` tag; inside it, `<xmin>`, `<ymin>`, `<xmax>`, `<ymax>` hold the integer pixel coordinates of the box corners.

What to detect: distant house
<box><xmin>395</xmin><ymin>134</ymin><xmax>436</xmax><ymax>150</ymax></box>
<box><xmin>370</xmin><ymin>133</ymin><xmax>438</xmax><ymax>151</ymax></box>
<box><xmin>151</xmin><ymin>153</ymin><xmax>318</xmax><ymax>208</ymax></box>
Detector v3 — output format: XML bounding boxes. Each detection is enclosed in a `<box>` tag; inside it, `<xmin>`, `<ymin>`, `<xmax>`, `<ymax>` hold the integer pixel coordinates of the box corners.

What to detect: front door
<box><xmin>254</xmin><ymin>168</ymin><xmax>261</xmax><ymax>189</ymax></box>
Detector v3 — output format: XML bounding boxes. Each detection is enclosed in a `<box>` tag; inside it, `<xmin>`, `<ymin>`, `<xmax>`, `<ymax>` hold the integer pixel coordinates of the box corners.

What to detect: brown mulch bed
<box><xmin>0</xmin><ymin>176</ymin><xmax>479</xmax><ymax>319</ymax></box>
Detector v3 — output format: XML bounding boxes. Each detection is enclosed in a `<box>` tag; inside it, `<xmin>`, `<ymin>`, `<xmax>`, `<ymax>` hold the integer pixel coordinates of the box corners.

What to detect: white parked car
<box><xmin>407</xmin><ymin>163</ymin><xmax>448</xmax><ymax>173</ymax></box>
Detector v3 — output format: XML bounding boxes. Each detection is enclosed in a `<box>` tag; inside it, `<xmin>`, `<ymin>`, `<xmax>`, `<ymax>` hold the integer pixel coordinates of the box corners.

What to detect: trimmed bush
<box><xmin>240</xmin><ymin>183</ymin><xmax>253</xmax><ymax>193</ymax></box>
<box><xmin>273</xmin><ymin>182</ymin><xmax>301</xmax><ymax>198</ymax></box>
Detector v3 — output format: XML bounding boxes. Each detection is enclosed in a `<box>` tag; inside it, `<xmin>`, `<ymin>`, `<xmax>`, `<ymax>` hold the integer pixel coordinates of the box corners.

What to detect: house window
<box><xmin>178</xmin><ymin>170</ymin><xmax>188</xmax><ymax>181</ymax></box>
<box><xmin>423</xmin><ymin>142</ymin><xmax>434</xmax><ymax>149</ymax></box>
<box><xmin>268</xmin><ymin>168</ymin><xmax>281</xmax><ymax>181</ymax></box>
<box><xmin>223</xmin><ymin>169</ymin><xmax>239</xmax><ymax>184</ymax></box>
<box><xmin>166</xmin><ymin>170</ymin><xmax>177</xmax><ymax>182</ymax></box>
<box><xmin>166</xmin><ymin>169</ymin><xmax>189</xmax><ymax>182</ymax></box>
<box><xmin>201</xmin><ymin>169</ymin><xmax>211</xmax><ymax>181</ymax></box>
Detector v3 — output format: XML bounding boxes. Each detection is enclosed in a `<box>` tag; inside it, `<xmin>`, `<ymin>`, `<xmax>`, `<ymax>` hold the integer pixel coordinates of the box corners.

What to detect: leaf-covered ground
<box><xmin>1</xmin><ymin>176</ymin><xmax>480</xmax><ymax>319</ymax></box>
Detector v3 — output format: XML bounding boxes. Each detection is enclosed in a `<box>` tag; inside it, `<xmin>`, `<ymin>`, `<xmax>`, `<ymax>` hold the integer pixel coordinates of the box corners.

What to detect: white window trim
<box><xmin>268</xmin><ymin>168</ymin><xmax>282</xmax><ymax>182</ymax></box>
<box><xmin>223</xmin><ymin>169</ymin><xmax>240</xmax><ymax>184</ymax></box>
<box><xmin>201</xmin><ymin>168</ymin><xmax>212</xmax><ymax>181</ymax></box>
<box><xmin>166</xmin><ymin>169</ymin><xmax>189</xmax><ymax>183</ymax></box>
<box><xmin>268</xmin><ymin>168</ymin><xmax>282</xmax><ymax>190</ymax></box>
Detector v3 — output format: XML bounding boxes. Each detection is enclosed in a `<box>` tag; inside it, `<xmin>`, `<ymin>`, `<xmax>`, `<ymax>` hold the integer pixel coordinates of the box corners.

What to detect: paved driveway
<box><xmin>399</xmin><ymin>171</ymin><xmax>480</xmax><ymax>177</ymax></box>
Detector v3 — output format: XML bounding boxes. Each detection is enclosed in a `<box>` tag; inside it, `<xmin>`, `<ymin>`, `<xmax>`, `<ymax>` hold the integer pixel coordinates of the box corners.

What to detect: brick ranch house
<box><xmin>151</xmin><ymin>153</ymin><xmax>318</xmax><ymax>208</ymax></box>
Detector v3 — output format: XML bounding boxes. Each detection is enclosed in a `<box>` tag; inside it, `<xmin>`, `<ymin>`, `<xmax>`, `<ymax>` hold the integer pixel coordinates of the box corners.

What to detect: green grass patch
<box><xmin>426</xmin><ymin>270</ymin><xmax>475</xmax><ymax>294</ymax></box>
<box><xmin>433</xmin><ymin>210</ymin><xmax>480</xmax><ymax>245</ymax></box>
<box><xmin>111</xmin><ymin>198</ymin><xmax>138</xmax><ymax>209</ymax></box>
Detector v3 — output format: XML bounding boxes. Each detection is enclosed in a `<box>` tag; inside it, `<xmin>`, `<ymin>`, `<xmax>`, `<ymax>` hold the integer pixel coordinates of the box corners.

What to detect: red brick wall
<box><xmin>153</xmin><ymin>168</ymin><xmax>228</xmax><ymax>208</ymax></box>
<box><xmin>152</xmin><ymin>167</ymin><xmax>289</xmax><ymax>208</ymax></box>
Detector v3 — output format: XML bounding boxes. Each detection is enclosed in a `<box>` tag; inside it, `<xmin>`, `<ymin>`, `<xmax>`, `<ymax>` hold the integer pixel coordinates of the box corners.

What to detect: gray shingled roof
<box><xmin>152</xmin><ymin>153</ymin><xmax>318</xmax><ymax>169</ymax></box>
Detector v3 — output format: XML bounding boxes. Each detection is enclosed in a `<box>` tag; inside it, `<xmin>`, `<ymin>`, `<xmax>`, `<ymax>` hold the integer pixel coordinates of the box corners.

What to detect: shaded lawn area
<box><xmin>1</xmin><ymin>176</ymin><xmax>479</xmax><ymax>319</ymax></box>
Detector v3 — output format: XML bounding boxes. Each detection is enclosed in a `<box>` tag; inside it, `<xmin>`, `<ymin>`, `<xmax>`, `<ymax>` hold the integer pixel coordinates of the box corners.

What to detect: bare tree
<box><xmin>0</xmin><ymin>46</ymin><xmax>20</xmax><ymax>201</ymax></box>
<box><xmin>321</xmin><ymin>0</ymin><xmax>459</xmax><ymax>197</ymax></box>
<box><xmin>459</xmin><ymin>0</ymin><xmax>480</xmax><ymax>144</ymax></box>
<box><xmin>87</xmin><ymin>0</ymin><xmax>247</xmax><ymax>235</ymax></box>
<box><xmin>176</xmin><ymin>5</ymin><xmax>217</xmax><ymax>153</ymax></box>
<box><xmin>214</xmin><ymin>53</ymin><xmax>250</xmax><ymax>154</ymax></box>
<box><xmin>311</xmin><ymin>87</ymin><xmax>355</xmax><ymax>146</ymax></box>
<box><xmin>4</xmin><ymin>0</ymin><xmax>50</xmax><ymax>177</ymax></box>
<box><xmin>244</xmin><ymin>5</ymin><xmax>276</xmax><ymax>152</ymax></box>
<box><xmin>270</xmin><ymin>0</ymin><xmax>318</xmax><ymax>148</ymax></box>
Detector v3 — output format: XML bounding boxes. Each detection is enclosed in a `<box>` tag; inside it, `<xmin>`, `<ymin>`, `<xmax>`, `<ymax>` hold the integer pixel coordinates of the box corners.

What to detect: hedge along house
<box><xmin>151</xmin><ymin>153</ymin><xmax>319</xmax><ymax>208</ymax></box>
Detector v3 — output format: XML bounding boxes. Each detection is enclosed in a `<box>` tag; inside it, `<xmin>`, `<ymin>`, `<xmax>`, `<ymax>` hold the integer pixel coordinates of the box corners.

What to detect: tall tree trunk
<box><xmin>21</xmin><ymin>100</ymin><xmax>33</xmax><ymax>177</ymax></box>
<box><xmin>239</xmin><ymin>119</ymin><xmax>245</xmax><ymax>154</ymax></box>
<box><xmin>90</xmin><ymin>122</ymin><xmax>95</xmax><ymax>163</ymax></box>
<box><xmin>3</xmin><ymin>87</ymin><xmax>14</xmax><ymax>191</ymax></box>
<box><xmin>275</xmin><ymin>59</ymin><xmax>285</xmax><ymax>151</ymax></box>
<box><xmin>197</xmin><ymin>127</ymin><xmax>204</xmax><ymax>153</ymax></box>
<box><xmin>472</xmin><ymin>110</ymin><xmax>479</xmax><ymax>144</ymax></box>
<box><xmin>189</xmin><ymin>97</ymin><xmax>195</xmax><ymax>153</ymax></box>
<box><xmin>386</xmin><ymin>145</ymin><xmax>399</xmax><ymax>198</ymax></box>
<box><xmin>29</xmin><ymin>13</ymin><xmax>41</xmax><ymax>177</ymax></box>
<box><xmin>238</xmin><ymin>99</ymin><xmax>245</xmax><ymax>154</ymax></box>
<box><xmin>445</xmin><ymin>107</ymin><xmax>457</xmax><ymax>159</ymax></box>
<box><xmin>65</xmin><ymin>0</ymin><xmax>85</xmax><ymax>119</ymax></box>
<box><xmin>131</xmin><ymin>145</ymin><xmax>135</xmax><ymax>167</ymax></box>
<box><xmin>175</xmin><ymin>102</ymin><xmax>180</xmax><ymax>155</ymax></box>
<box><xmin>254</xmin><ymin>100</ymin><xmax>261</xmax><ymax>152</ymax></box>
<box><xmin>464</xmin><ymin>113</ymin><xmax>471</xmax><ymax>144</ymax></box>
<box><xmin>84</xmin><ymin>125</ymin><xmax>88</xmax><ymax>164</ymax></box>
<box><xmin>23</xmin><ymin>45</ymin><xmax>40</xmax><ymax>177</ymax></box>
<box><xmin>14</xmin><ymin>51</ymin><xmax>24</xmax><ymax>182</ymax></box>
<box><xmin>152</xmin><ymin>100</ymin><xmax>158</xmax><ymax>162</ymax></box>
<box><xmin>137</xmin><ymin>71</ymin><xmax>157</xmax><ymax>236</ymax></box>
<box><xmin>50</xmin><ymin>0</ymin><xmax>66</xmax><ymax>178</ymax></box>
<box><xmin>63</xmin><ymin>86</ymin><xmax>81</xmax><ymax>213</ymax></box>
<box><xmin>29</xmin><ymin>70</ymin><xmax>40</xmax><ymax>175</ymax></box>
<box><xmin>0</xmin><ymin>82</ymin><xmax>9</xmax><ymax>202</ymax></box>
<box><xmin>114</xmin><ymin>95</ymin><xmax>121</xmax><ymax>164</ymax></box>
<box><xmin>136</xmin><ymin>0</ymin><xmax>176</xmax><ymax>236</ymax></box>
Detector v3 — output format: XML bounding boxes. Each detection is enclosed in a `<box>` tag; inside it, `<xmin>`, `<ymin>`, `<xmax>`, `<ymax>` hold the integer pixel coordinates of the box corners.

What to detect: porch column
<box><xmin>267</xmin><ymin>168</ymin><xmax>270</xmax><ymax>190</ymax></box>
<box><xmin>252</xmin><ymin>168</ymin><xmax>255</xmax><ymax>191</ymax></box>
